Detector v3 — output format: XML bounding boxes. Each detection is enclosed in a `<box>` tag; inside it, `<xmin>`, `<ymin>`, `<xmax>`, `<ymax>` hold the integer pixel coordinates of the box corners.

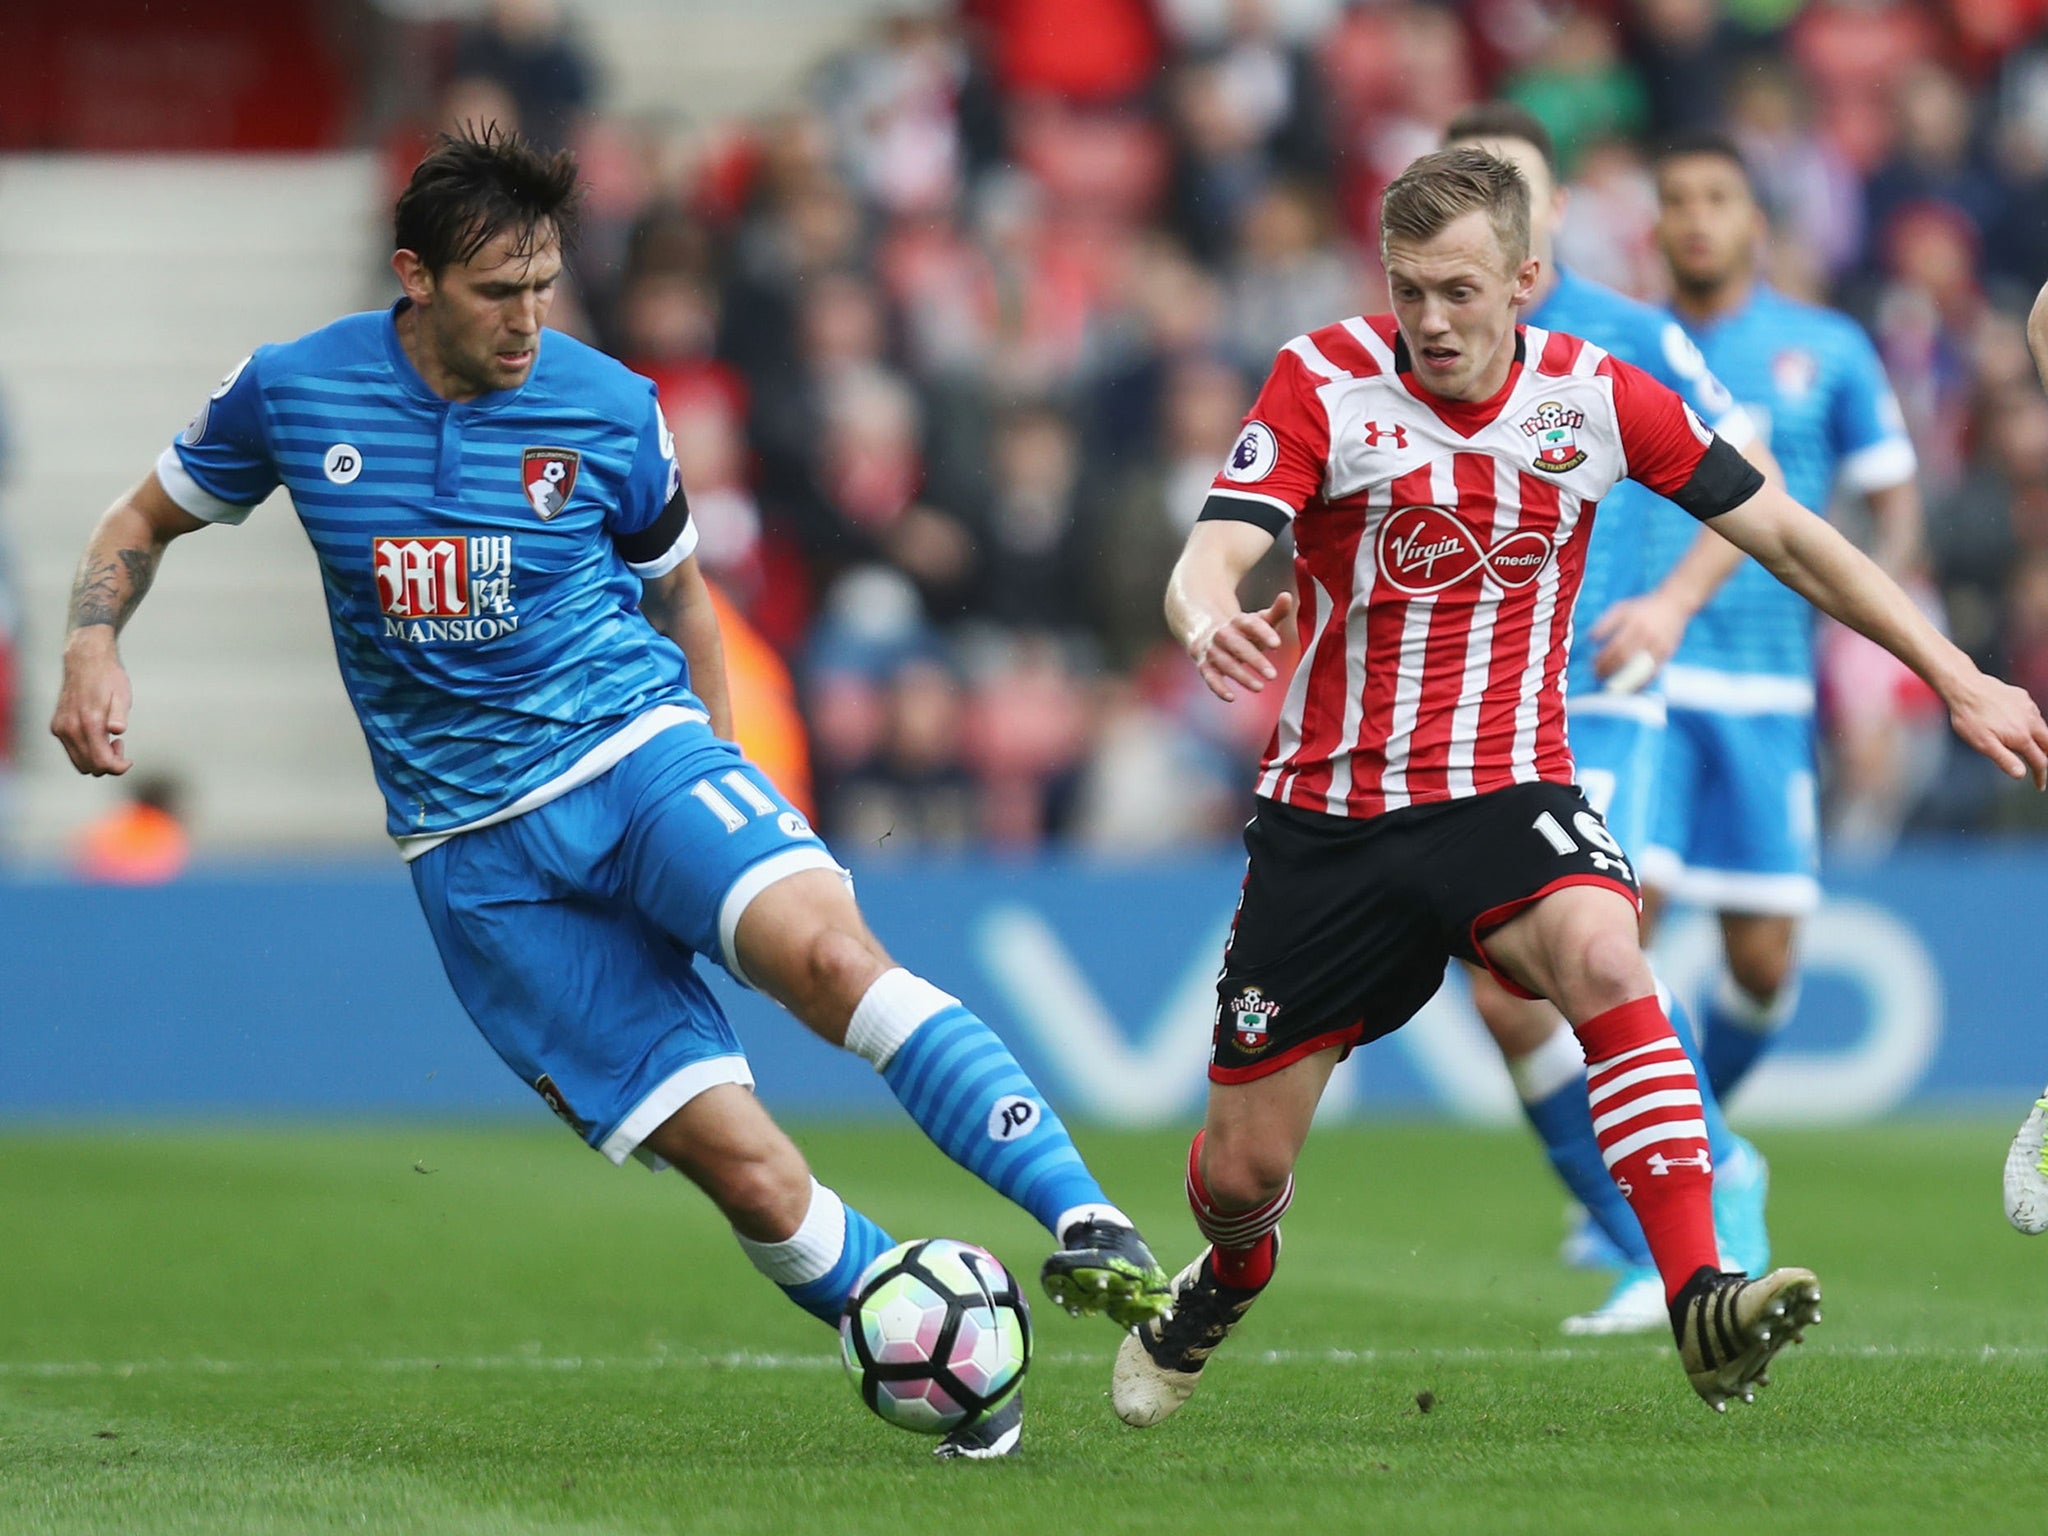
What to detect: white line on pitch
<box><xmin>3</xmin><ymin>1342</ymin><xmax>2044</xmax><ymax>1379</ymax></box>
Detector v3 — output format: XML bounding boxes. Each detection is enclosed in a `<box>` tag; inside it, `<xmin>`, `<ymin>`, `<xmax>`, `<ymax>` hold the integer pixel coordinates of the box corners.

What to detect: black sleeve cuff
<box><xmin>1196</xmin><ymin>492</ymin><xmax>1291</xmax><ymax>535</ymax></box>
<box><xmin>1672</xmin><ymin>436</ymin><xmax>1766</xmax><ymax>521</ymax></box>
<box><xmin>614</xmin><ymin>485</ymin><xmax>692</xmax><ymax>565</ymax></box>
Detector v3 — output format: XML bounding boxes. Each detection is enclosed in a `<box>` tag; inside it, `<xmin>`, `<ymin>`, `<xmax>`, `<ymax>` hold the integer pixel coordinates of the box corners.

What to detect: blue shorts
<box><xmin>409</xmin><ymin>720</ymin><xmax>841</xmax><ymax>1165</ymax></box>
<box><xmin>1566</xmin><ymin>697</ymin><xmax>1666</xmax><ymax>862</ymax></box>
<box><xmin>1642</xmin><ymin>706</ymin><xmax>1819</xmax><ymax>915</ymax></box>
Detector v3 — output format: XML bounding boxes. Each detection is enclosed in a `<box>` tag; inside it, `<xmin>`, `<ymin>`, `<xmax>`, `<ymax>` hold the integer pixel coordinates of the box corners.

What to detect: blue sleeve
<box><xmin>1828</xmin><ymin>322</ymin><xmax>1917</xmax><ymax>494</ymax></box>
<box><xmin>157</xmin><ymin>353</ymin><xmax>279</xmax><ymax>524</ymax></box>
<box><xmin>1646</xmin><ymin>316</ymin><xmax>1751</xmax><ymax>445</ymax></box>
<box><xmin>606</xmin><ymin>385</ymin><xmax>696</xmax><ymax>578</ymax></box>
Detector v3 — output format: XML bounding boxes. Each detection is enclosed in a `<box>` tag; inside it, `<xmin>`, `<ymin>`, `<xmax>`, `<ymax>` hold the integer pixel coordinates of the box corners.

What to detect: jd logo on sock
<box><xmin>988</xmin><ymin>1095</ymin><xmax>1039</xmax><ymax>1142</ymax></box>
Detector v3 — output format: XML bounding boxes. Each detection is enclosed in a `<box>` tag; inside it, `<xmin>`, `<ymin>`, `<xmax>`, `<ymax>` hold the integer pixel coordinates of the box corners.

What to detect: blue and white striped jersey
<box><xmin>1526</xmin><ymin>266</ymin><xmax>1753</xmax><ymax>705</ymax></box>
<box><xmin>1646</xmin><ymin>285</ymin><xmax>1915</xmax><ymax>696</ymax></box>
<box><xmin>158</xmin><ymin>301</ymin><xmax>702</xmax><ymax>854</ymax></box>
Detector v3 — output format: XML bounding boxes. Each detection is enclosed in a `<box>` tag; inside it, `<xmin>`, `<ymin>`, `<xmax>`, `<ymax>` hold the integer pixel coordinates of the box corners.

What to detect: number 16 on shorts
<box><xmin>1532</xmin><ymin>806</ymin><xmax>1634</xmax><ymax>882</ymax></box>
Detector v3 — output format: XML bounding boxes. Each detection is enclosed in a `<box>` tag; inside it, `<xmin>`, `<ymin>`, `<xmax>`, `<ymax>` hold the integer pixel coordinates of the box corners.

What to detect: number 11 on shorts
<box><xmin>1532</xmin><ymin>808</ymin><xmax>1633</xmax><ymax>879</ymax></box>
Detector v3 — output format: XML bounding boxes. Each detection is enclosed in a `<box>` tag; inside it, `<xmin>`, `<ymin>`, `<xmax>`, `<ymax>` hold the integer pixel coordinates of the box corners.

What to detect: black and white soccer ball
<box><xmin>838</xmin><ymin>1238</ymin><xmax>1031</xmax><ymax>1434</ymax></box>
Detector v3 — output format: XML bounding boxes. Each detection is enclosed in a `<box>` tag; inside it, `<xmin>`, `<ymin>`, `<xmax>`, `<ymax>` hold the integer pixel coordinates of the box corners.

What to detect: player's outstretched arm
<box><xmin>1710</xmin><ymin>482</ymin><xmax>2048</xmax><ymax>787</ymax></box>
<box><xmin>639</xmin><ymin>552</ymin><xmax>734</xmax><ymax>741</ymax></box>
<box><xmin>1589</xmin><ymin>436</ymin><xmax>1781</xmax><ymax>689</ymax></box>
<box><xmin>1165</xmin><ymin>519</ymin><xmax>1292</xmax><ymax>703</ymax></box>
<box><xmin>50</xmin><ymin>472</ymin><xmax>209</xmax><ymax>777</ymax></box>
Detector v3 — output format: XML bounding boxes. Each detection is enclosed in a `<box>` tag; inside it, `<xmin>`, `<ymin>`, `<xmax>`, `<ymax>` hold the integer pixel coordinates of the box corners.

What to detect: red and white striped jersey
<box><xmin>1205</xmin><ymin>313</ymin><xmax>1757</xmax><ymax>821</ymax></box>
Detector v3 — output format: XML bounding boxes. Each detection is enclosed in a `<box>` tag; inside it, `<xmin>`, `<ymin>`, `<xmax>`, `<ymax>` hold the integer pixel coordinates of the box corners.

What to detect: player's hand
<box><xmin>1946</xmin><ymin>670</ymin><xmax>2048</xmax><ymax>790</ymax></box>
<box><xmin>1188</xmin><ymin>591</ymin><xmax>1294</xmax><ymax>703</ymax></box>
<box><xmin>1589</xmin><ymin>591</ymin><xmax>1688</xmax><ymax>693</ymax></box>
<box><xmin>50</xmin><ymin>633</ymin><xmax>134</xmax><ymax>776</ymax></box>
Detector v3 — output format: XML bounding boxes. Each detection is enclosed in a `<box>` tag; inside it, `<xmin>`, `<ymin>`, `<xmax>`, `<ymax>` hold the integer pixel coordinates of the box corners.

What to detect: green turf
<box><xmin>3</xmin><ymin>1120</ymin><xmax>2045</xmax><ymax>1535</ymax></box>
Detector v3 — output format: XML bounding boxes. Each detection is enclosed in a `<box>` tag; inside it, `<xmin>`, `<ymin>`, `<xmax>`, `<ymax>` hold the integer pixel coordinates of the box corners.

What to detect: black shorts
<box><xmin>1210</xmin><ymin>781</ymin><xmax>1639</xmax><ymax>1083</ymax></box>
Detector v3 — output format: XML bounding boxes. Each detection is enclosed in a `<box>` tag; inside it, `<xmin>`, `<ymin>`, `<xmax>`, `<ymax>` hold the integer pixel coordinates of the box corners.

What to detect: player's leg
<box><xmin>1478</xmin><ymin>863</ymin><xmax>1819</xmax><ymax>1409</ymax></box>
<box><xmin>1703</xmin><ymin>910</ymin><xmax>1800</xmax><ymax>1097</ymax></box>
<box><xmin>605</xmin><ymin>727</ymin><xmax>1167</xmax><ymax>1324</ymax></box>
<box><xmin>640</xmin><ymin>1083</ymin><xmax>896</xmax><ymax>1323</ymax></box>
<box><xmin>1675</xmin><ymin>711</ymin><xmax>1820</xmax><ymax>1099</ymax></box>
<box><xmin>406</xmin><ymin>804</ymin><xmax>894</xmax><ymax>1329</ymax></box>
<box><xmin>1113</xmin><ymin>1046</ymin><xmax>1340</xmax><ymax>1428</ymax></box>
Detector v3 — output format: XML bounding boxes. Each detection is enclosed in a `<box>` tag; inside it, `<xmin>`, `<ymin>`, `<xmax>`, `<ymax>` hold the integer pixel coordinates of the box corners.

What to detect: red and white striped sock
<box><xmin>1577</xmin><ymin>996</ymin><xmax>1719</xmax><ymax>1303</ymax></box>
<box><xmin>1186</xmin><ymin>1130</ymin><xmax>1290</xmax><ymax>1290</ymax></box>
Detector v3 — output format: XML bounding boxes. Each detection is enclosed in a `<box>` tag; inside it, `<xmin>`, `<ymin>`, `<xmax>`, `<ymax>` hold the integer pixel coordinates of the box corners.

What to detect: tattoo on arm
<box><xmin>69</xmin><ymin>546</ymin><xmax>160</xmax><ymax>633</ymax></box>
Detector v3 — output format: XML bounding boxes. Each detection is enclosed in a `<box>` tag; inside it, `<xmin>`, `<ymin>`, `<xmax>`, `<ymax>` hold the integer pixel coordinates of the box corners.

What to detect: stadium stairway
<box><xmin>0</xmin><ymin>155</ymin><xmax>391</xmax><ymax>860</ymax></box>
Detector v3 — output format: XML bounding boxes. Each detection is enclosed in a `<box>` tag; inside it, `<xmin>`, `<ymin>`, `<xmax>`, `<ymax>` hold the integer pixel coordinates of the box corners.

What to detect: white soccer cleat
<box><xmin>1562</xmin><ymin>1265</ymin><xmax>1667</xmax><ymax>1336</ymax></box>
<box><xmin>1111</xmin><ymin>1246</ymin><xmax>1266</xmax><ymax>1428</ymax></box>
<box><xmin>2004</xmin><ymin>1094</ymin><xmax>2048</xmax><ymax>1234</ymax></box>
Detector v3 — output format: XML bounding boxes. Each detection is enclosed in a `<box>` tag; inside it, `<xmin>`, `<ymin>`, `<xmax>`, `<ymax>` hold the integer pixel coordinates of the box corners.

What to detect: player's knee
<box><xmin>1201</xmin><ymin>1133</ymin><xmax>1295</xmax><ymax>1212</ymax></box>
<box><xmin>1567</xmin><ymin>925</ymin><xmax>1653</xmax><ymax>1014</ymax></box>
<box><xmin>1726</xmin><ymin>936</ymin><xmax>1793</xmax><ymax>1004</ymax></box>
<box><xmin>798</xmin><ymin>926</ymin><xmax>889</xmax><ymax>1019</ymax></box>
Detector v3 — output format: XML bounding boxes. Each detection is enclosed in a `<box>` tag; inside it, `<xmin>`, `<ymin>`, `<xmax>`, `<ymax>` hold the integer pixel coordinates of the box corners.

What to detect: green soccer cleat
<box><xmin>2003</xmin><ymin>1095</ymin><xmax>2048</xmax><ymax>1235</ymax></box>
<box><xmin>1040</xmin><ymin>1217</ymin><xmax>1172</xmax><ymax>1329</ymax></box>
<box><xmin>932</xmin><ymin>1389</ymin><xmax>1022</xmax><ymax>1461</ymax></box>
<box><xmin>1672</xmin><ymin>1266</ymin><xmax>1822</xmax><ymax>1412</ymax></box>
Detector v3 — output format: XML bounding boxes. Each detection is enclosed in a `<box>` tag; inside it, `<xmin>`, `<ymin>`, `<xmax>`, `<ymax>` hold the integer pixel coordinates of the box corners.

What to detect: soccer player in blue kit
<box><xmin>47</xmin><ymin>129</ymin><xmax>1167</xmax><ymax>1460</ymax></box>
<box><xmin>1443</xmin><ymin>107</ymin><xmax>1774</xmax><ymax>1335</ymax></box>
<box><xmin>1640</xmin><ymin>134</ymin><xmax>1923</xmax><ymax>1107</ymax></box>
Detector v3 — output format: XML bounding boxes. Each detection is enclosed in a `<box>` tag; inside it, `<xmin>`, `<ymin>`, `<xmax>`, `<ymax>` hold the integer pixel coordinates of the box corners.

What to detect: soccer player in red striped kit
<box><xmin>1113</xmin><ymin>148</ymin><xmax>2048</xmax><ymax>1421</ymax></box>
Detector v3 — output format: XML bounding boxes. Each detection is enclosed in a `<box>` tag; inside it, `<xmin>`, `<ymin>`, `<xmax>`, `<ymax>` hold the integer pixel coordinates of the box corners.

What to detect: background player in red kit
<box><xmin>1113</xmin><ymin>148</ymin><xmax>2048</xmax><ymax>1423</ymax></box>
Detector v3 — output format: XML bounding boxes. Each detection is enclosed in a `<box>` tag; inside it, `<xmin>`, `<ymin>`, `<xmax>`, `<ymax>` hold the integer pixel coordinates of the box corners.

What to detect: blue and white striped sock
<box><xmin>733</xmin><ymin>1179</ymin><xmax>894</xmax><ymax>1325</ymax></box>
<box><xmin>847</xmin><ymin>969</ymin><xmax>1111</xmax><ymax>1237</ymax></box>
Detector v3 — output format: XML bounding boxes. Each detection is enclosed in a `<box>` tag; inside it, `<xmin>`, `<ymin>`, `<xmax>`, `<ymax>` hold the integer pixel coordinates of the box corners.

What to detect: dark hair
<box><xmin>1444</xmin><ymin>101</ymin><xmax>1559</xmax><ymax>181</ymax></box>
<box><xmin>1381</xmin><ymin>147</ymin><xmax>1530</xmax><ymax>267</ymax></box>
<box><xmin>1653</xmin><ymin>130</ymin><xmax>1755</xmax><ymax>191</ymax></box>
<box><xmin>394</xmin><ymin>125</ymin><xmax>583</xmax><ymax>275</ymax></box>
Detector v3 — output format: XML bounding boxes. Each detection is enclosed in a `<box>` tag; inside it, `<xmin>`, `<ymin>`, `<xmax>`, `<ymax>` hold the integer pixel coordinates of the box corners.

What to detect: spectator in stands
<box><xmin>1225</xmin><ymin>178</ymin><xmax>1364</xmax><ymax>374</ymax></box>
<box><xmin>1863</xmin><ymin>64</ymin><xmax>2007</xmax><ymax>272</ymax></box>
<box><xmin>451</xmin><ymin>0</ymin><xmax>596</xmax><ymax>152</ymax></box>
<box><xmin>1726</xmin><ymin>57</ymin><xmax>1864</xmax><ymax>280</ymax></box>
<box><xmin>1627</xmin><ymin>0</ymin><xmax>1748</xmax><ymax>138</ymax></box>
<box><xmin>970</xmin><ymin>403</ymin><xmax>1090</xmax><ymax>633</ymax></box>
<box><xmin>1505</xmin><ymin>7</ymin><xmax>1649</xmax><ymax>176</ymax></box>
<box><xmin>76</xmin><ymin>774</ymin><xmax>190</xmax><ymax>885</ymax></box>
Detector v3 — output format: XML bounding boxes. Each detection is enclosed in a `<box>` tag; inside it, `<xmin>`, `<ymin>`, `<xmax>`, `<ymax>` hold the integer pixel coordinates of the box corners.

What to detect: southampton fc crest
<box><xmin>1521</xmin><ymin>400</ymin><xmax>1588</xmax><ymax>473</ymax></box>
<box><xmin>1229</xmin><ymin>986</ymin><xmax>1282</xmax><ymax>1054</ymax></box>
<box><xmin>521</xmin><ymin>447</ymin><xmax>581</xmax><ymax>520</ymax></box>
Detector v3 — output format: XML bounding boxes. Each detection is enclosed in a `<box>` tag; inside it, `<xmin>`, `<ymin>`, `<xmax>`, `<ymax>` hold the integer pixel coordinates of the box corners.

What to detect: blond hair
<box><xmin>1380</xmin><ymin>147</ymin><xmax>1530</xmax><ymax>270</ymax></box>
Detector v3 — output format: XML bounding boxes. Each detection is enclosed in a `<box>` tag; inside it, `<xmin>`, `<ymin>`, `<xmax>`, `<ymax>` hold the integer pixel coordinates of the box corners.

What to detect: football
<box><xmin>838</xmin><ymin>1238</ymin><xmax>1031</xmax><ymax>1434</ymax></box>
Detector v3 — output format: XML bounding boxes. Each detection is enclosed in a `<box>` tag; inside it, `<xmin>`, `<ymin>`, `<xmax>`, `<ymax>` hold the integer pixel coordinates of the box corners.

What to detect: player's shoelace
<box><xmin>1139</xmin><ymin>1259</ymin><xmax>1259</xmax><ymax>1373</ymax></box>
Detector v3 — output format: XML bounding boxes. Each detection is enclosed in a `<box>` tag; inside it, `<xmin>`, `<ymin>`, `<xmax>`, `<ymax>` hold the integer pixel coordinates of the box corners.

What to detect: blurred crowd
<box><xmin>394</xmin><ymin>0</ymin><xmax>2048</xmax><ymax>855</ymax></box>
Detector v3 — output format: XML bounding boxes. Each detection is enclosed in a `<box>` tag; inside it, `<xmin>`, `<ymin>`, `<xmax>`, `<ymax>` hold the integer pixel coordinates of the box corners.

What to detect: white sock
<box><xmin>1508</xmin><ymin>1023</ymin><xmax>1586</xmax><ymax>1103</ymax></box>
<box><xmin>1053</xmin><ymin>1202</ymin><xmax>1135</xmax><ymax>1243</ymax></box>
<box><xmin>732</xmin><ymin>1177</ymin><xmax>845</xmax><ymax>1285</ymax></box>
<box><xmin>1714</xmin><ymin>967</ymin><xmax>1799</xmax><ymax>1035</ymax></box>
<box><xmin>844</xmin><ymin>968</ymin><xmax>958</xmax><ymax>1069</ymax></box>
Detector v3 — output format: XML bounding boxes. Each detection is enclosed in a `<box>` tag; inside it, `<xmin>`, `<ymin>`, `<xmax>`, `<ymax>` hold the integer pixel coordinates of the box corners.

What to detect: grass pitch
<box><xmin>3</xmin><ymin>1119</ymin><xmax>2044</xmax><ymax>1535</ymax></box>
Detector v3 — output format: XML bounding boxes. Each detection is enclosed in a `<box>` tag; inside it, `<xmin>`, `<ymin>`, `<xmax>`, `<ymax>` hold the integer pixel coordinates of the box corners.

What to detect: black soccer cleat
<box><xmin>932</xmin><ymin>1389</ymin><xmax>1023</xmax><ymax>1461</ymax></box>
<box><xmin>1671</xmin><ymin>1265</ymin><xmax>1823</xmax><ymax>1412</ymax></box>
<box><xmin>1110</xmin><ymin>1246</ymin><xmax>1267</xmax><ymax>1427</ymax></box>
<box><xmin>1040</xmin><ymin>1217</ymin><xmax>1172</xmax><ymax>1329</ymax></box>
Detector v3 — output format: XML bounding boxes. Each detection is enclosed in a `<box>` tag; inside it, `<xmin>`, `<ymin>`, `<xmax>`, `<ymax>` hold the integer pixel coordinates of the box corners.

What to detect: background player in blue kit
<box><xmin>46</xmin><ymin>128</ymin><xmax>1169</xmax><ymax>1461</ymax></box>
<box><xmin>1444</xmin><ymin>106</ymin><xmax>1775</xmax><ymax>1336</ymax></box>
<box><xmin>1640</xmin><ymin>134</ymin><xmax>1923</xmax><ymax>1106</ymax></box>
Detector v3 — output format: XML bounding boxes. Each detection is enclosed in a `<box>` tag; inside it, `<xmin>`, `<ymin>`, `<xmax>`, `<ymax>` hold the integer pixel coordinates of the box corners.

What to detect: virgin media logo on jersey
<box><xmin>1376</xmin><ymin>505</ymin><xmax>1553</xmax><ymax>597</ymax></box>
<box><xmin>373</xmin><ymin>535</ymin><xmax>520</xmax><ymax>642</ymax></box>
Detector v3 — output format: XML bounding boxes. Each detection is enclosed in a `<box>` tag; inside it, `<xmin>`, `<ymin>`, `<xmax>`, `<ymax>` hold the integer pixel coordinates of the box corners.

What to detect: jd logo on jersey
<box><xmin>1228</xmin><ymin>987</ymin><xmax>1280</xmax><ymax>1054</ymax></box>
<box><xmin>1520</xmin><ymin>400</ymin><xmax>1587</xmax><ymax>472</ymax></box>
<box><xmin>1377</xmin><ymin>504</ymin><xmax>1553</xmax><ymax>597</ymax></box>
<box><xmin>522</xmin><ymin>447</ymin><xmax>581</xmax><ymax>520</ymax></box>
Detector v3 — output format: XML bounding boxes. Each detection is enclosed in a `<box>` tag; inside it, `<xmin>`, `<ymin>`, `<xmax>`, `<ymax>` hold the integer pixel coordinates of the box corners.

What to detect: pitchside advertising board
<box><xmin>0</xmin><ymin>848</ymin><xmax>2034</xmax><ymax>1122</ymax></box>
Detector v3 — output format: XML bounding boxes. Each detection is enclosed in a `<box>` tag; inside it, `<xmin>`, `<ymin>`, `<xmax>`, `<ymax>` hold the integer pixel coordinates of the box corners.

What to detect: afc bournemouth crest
<box><xmin>1520</xmin><ymin>400</ymin><xmax>1587</xmax><ymax>473</ymax></box>
<box><xmin>1229</xmin><ymin>986</ymin><xmax>1282</xmax><ymax>1054</ymax></box>
<box><xmin>522</xmin><ymin>447</ymin><xmax>581</xmax><ymax>520</ymax></box>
